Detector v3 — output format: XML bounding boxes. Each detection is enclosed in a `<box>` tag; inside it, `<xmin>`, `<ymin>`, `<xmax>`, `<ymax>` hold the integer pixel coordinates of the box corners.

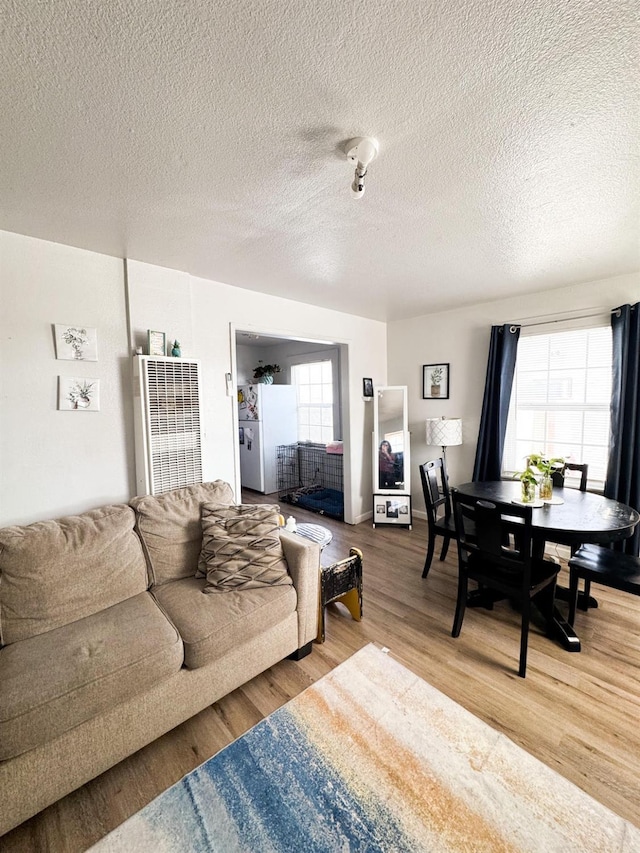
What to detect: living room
<box><xmin>2</xmin><ymin>1</ymin><xmax>639</xmax><ymax>850</ymax></box>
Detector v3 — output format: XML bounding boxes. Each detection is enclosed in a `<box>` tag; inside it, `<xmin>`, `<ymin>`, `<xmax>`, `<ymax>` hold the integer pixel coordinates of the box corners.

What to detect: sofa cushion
<box><xmin>0</xmin><ymin>592</ymin><xmax>183</xmax><ymax>760</ymax></box>
<box><xmin>0</xmin><ymin>505</ymin><xmax>148</xmax><ymax>645</ymax></box>
<box><xmin>130</xmin><ymin>481</ymin><xmax>235</xmax><ymax>586</ymax></box>
<box><xmin>154</xmin><ymin>576</ymin><xmax>296</xmax><ymax>669</ymax></box>
<box><xmin>198</xmin><ymin>504</ymin><xmax>292</xmax><ymax>592</ymax></box>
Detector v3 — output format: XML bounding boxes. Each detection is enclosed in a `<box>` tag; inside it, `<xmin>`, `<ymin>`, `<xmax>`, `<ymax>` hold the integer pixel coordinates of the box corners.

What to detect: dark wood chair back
<box><xmin>418</xmin><ymin>458</ymin><xmax>456</xmax><ymax>578</ymax></box>
<box><xmin>551</xmin><ymin>462</ymin><xmax>589</xmax><ymax>491</ymax></box>
<box><xmin>450</xmin><ymin>489</ymin><xmax>559</xmax><ymax>677</ymax></box>
<box><xmin>419</xmin><ymin>458</ymin><xmax>451</xmax><ymax>527</ymax></box>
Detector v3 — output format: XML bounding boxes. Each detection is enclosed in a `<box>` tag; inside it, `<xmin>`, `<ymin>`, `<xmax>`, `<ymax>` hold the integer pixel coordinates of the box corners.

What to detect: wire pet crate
<box><xmin>277</xmin><ymin>442</ymin><xmax>344</xmax><ymax>520</ymax></box>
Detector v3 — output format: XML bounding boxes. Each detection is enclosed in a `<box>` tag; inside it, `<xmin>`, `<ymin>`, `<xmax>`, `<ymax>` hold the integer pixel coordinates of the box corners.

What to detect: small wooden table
<box><xmin>316</xmin><ymin>548</ymin><xmax>363</xmax><ymax>643</ymax></box>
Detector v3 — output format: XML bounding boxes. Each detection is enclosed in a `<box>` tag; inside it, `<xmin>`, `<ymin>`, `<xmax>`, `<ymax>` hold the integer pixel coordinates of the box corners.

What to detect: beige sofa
<box><xmin>0</xmin><ymin>482</ymin><xmax>320</xmax><ymax>836</ymax></box>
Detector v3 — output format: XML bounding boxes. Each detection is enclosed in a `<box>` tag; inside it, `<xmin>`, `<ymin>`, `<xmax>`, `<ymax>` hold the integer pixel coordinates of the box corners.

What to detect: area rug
<box><xmin>91</xmin><ymin>644</ymin><xmax>639</xmax><ymax>852</ymax></box>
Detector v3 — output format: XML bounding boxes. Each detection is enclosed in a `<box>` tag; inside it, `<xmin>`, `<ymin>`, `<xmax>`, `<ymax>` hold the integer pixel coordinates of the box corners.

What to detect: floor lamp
<box><xmin>425</xmin><ymin>417</ymin><xmax>463</xmax><ymax>471</ymax></box>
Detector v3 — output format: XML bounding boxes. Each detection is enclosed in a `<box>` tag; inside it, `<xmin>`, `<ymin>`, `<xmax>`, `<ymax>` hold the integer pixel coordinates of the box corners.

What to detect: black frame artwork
<box><xmin>422</xmin><ymin>363</ymin><xmax>450</xmax><ymax>399</ymax></box>
<box><xmin>363</xmin><ymin>378</ymin><xmax>374</xmax><ymax>398</ymax></box>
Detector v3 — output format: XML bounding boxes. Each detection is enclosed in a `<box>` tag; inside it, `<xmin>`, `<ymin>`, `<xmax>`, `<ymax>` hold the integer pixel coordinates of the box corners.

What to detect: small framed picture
<box><xmin>422</xmin><ymin>363</ymin><xmax>450</xmax><ymax>399</ymax></box>
<box><xmin>148</xmin><ymin>330</ymin><xmax>166</xmax><ymax>356</ymax></box>
<box><xmin>372</xmin><ymin>493</ymin><xmax>412</xmax><ymax>527</ymax></box>
<box><xmin>54</xmin><ymin>325</ymin><xmax>98</xmax><ymax>361</ymax></box>
<box><xmin>58</xmin><ymin>377</ymin><xmax>100</xmax><ymax>411</ymax></box>
<box><xmin>363</xmin><ymin>377</ymin><xmax>374</xmax><ymax>398</ymax></box>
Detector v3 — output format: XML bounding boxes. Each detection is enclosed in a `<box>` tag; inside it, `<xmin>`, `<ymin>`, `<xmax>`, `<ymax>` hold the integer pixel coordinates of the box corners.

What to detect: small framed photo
<box><xmin>422</xmin><ymin>363</ymin><xmax>450</xmax><ymax>399</ymax></box>
<box><xmin>148</xmin><ymin>330</ymin><xmax>166</xmax><ymax>356</ymax></box>
<box><xmin>373</xmin><ymin>493</ymin><xmax>412</xmax><ymax>527</ymax></box>
<box><xmin>363</xmin><ymin>377</ymin><xmax>374</xmax><ymax>398</ymax></box>
<box><xmin>54</xmin><ymin>325</ymin><xmax>98</xmax><ymax>361</ymax></box>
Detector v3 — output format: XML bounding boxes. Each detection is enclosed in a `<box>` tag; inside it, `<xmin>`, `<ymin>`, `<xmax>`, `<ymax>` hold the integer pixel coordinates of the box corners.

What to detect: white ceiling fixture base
<box><xmin>345</xmin><ymin>137</ymin><xmax>379</xmax><ymax>199</ymax></box>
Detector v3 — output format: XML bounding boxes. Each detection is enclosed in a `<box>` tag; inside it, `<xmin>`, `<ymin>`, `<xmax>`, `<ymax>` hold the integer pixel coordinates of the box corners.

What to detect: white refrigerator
<box><xmin>238</xmin><ymin>384</ymin><xmax>298</xmax><ymax>493</ymax></box>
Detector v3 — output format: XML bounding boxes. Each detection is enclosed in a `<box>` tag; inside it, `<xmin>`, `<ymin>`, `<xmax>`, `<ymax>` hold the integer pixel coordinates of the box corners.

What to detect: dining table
<box><xmin>454</xmin><ymin>480</ymin><xmax>640</xmax><ymax>653</ymax></box>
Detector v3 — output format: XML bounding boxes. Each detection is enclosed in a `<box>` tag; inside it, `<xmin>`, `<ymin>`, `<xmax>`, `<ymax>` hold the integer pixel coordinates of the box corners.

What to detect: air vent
<box><xmin>133</xmin><ymin>356</ymin><xmax>203</xmax><ymax>495</ymax></box>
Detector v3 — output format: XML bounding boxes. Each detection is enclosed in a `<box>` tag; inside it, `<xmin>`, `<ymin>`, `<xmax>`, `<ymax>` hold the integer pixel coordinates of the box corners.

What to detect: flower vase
<box><xmin>260</xmin><ymin>374</ymin><xmax>274</xmax><ymax>385</ymax></box>
<box><xmin>521</xmin><ymin>480</ymin><xmax>536</xmax><ymax>503</ymax></box>
<box><xmin>539</xmin><ymin>474</ymin><xmax>553</xmax><ymax>501</ymax></box>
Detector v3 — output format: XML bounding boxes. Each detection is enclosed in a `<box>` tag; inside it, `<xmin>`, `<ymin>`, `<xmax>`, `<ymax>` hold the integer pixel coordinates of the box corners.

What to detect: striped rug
<box><xmin>92</xmin><ymin>644</ymin><xmax>639</xmax><ymax>852</ymax></box>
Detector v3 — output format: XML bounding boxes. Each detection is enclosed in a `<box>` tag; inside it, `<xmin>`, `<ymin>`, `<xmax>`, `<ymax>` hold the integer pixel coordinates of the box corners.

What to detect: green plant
<box><xmin>513</xmin><ymin>466</ymin><xmax>538</xmax><ymax>486</ymax></box>
<box><xmin>430</xmin><ymin>367</ymin><xmax>443</xmax><ymax>385</ymax></box>
<box><xmin>527</xmin><ymin>453</ymin><xmax>565</xmax><ymax>477</ymax></box>
<box><xmin>252</xmin><ymin>361</ymin><xmax>281</xmax><ymax>380</ymax></box>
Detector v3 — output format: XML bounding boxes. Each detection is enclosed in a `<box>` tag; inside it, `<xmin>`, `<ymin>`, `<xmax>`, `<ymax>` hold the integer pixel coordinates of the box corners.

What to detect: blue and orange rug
<box><xmin>93</xmin><ymin>644</ymin><xmax>639</xmax><ymax>851</ymax></box>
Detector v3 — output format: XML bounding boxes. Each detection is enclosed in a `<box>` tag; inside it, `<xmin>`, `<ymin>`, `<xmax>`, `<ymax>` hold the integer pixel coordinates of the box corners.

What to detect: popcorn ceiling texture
<box><xmin>1</xmin><ymin>0</ymin><xmax>638</xmax><ymax>320</ymax></box>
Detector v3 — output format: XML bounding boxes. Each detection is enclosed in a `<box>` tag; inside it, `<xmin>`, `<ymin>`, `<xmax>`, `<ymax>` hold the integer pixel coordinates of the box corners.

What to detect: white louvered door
<box><xmin>133</xmin><ymin>356</ymin><xmax>203</xmax><ymax>495</ymax></box>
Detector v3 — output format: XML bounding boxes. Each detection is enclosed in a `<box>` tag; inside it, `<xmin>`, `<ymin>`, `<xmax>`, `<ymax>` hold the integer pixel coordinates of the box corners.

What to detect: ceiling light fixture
<box><xmin>344</xmin><ymin>137</ymin><xmax>379</xmax><ymax>199</ymax></box>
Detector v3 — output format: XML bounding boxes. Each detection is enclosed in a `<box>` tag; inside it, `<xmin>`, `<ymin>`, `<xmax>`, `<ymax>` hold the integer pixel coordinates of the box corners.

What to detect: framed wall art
<box><xmin>54</xmin><ymin>325</ymin><xmax>98</xmax><ymax>361</ymax></box>
<box><xmin>362</xmin><ymin>377</ymin><xmax>374</xmax><ymax>398</ymax></box>
<box><xmin>148</xmin><ymin>330</ymin><xmax>166</xmax><ymax>356</ymax></box>
<box><xmin>58</xmin><ymin>377</ymin><xmax>100</xmax><ymax>411</ymax></box>
<box><xmin>372</xmin><ymin>493</ymin><xmax>412</xmax><ymax>528</ymax></box>
<box><xmin>422</xmin><ymin>363</ymin><xmax>450</xmax><ymax>399</ymax></box>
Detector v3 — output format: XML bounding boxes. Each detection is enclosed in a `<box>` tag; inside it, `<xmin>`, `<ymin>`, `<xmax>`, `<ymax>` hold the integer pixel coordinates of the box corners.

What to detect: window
<box><xmin>503</xmin><ymin>325</ymin><xmax>612</xmax><ymax>488</ymax></box>
<box><xmin>291</xmin><ymin>360</ymin><xmax>334</xmax><ymax>443</ymax></box>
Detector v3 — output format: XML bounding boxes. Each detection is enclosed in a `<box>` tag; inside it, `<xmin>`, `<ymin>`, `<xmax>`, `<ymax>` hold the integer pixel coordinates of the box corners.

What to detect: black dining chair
<box><xmin>567</xmin><ymin>544</ymin><xmax>640</xmax><ymax>629</ymax></box>
<box><xmin>551</xmin><ymin>462</ymin><xmax>589</xmax><ymax>492</ymax></box>
<box><xmin>451</xmin><ymin>489</ymin><xmax>560</xmax><ymax>677</ymax></box>
<box><xmin>550</xmin><ymin>462</ymin><xmax>594</xmax><ymax>605</ymax></box>
<box><xmin>419</xmin><ymin>458</ymin><xmax>457</xmax><ymax>578</ymax></box>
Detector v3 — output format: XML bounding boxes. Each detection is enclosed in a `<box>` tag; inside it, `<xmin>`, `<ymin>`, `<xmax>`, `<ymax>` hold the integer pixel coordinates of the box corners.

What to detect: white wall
<box><xmin>388</xmin><ymin>273</ymin><xmax>640</xmax><ymax>518</ymax></box>
<box><xmin>126</xmin><ymin>260</ymin><xmax>387</xmax><ymax>523</ymax></box>
<box><xmin>0</xmin><ymin>231</ymin><xmax>134</xmax><ymax>525</ymax></box>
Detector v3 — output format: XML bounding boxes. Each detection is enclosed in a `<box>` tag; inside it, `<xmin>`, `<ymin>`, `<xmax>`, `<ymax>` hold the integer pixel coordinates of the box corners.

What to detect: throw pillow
<box><xmin>198</xmin><ymin>504</ymin><xmax>292</xmax><ymax>592</ymax></box>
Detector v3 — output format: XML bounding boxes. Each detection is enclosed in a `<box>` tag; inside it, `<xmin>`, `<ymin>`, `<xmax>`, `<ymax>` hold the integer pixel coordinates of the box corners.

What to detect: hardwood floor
<box><xmin>3</xmin><ymin>495</ymin><xmax>640</xmax><ymax>851</ymax></box>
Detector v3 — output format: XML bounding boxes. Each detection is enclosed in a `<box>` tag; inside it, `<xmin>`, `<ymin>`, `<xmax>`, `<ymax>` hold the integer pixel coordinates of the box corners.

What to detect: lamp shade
<box><xmin>425</xmin><ymin>417</ymin><xmax>463</xmax><ymax>448</ymax></box>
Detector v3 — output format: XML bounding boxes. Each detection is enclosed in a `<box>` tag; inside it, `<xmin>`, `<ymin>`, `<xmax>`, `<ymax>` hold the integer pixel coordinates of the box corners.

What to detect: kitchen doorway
<box><xmin>232</xmin><ymin>328</ymin><xmax>351</xmax><ymax>523</ymax></box>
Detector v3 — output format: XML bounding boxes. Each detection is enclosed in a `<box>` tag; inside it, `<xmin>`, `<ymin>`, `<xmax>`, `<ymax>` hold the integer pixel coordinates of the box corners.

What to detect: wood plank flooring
<box><xmin>3</xmin><ymin>494</ymin><xmax>639</xmax><ymax>851</ymax></box>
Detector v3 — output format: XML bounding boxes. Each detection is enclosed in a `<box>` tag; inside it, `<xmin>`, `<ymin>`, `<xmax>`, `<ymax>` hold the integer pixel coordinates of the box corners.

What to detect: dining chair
<box><xmin>451</xmin><ymin>489</ymin><xmax>560</xmax><ymax>677</ymax></box>
<box><xmin>419</xmin><ymin>458</ymin><xmax>457</xmax><ymax>578</ymax></box>
<box><xmin>551</xmin><ymin>462</ymin><xmax>589</xmax><ymax>492</ymax></box>
<box><xmin>549</xmin><ymin>462</ymin><xmax>594</xmax><ymax>604</ymax></box>
<box><xmin>567</xmin><ymin>544</ymin><xmax>640</xmax><ymax>628</ymax></box>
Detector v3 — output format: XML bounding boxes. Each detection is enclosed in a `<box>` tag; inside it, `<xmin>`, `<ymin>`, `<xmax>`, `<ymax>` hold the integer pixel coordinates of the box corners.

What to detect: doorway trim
<box><xmin>229</xmin><ymin>323</ymin><xmax>354</xmax><ymax>525</ymax></box>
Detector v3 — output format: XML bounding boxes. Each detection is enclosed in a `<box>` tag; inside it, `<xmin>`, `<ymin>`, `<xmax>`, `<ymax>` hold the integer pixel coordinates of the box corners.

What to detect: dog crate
<box><xmin>277</xmin><ymin>442</ymin><xmax>344</xmax><ymax>520</ymax></box>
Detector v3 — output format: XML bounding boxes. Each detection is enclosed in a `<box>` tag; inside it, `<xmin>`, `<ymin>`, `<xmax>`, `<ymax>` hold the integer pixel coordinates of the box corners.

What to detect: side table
<box><xmin>295</xmin><ymin>522</ymin><xmax>333</xmax><ymax>551</ymax></box>
<box><xmin>316</xmin><ymin>547</ymin><xmax>363</xmax><ymax>643</ymax></box>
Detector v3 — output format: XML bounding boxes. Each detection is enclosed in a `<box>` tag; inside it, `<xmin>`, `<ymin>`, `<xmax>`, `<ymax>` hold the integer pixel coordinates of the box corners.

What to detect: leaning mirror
<box><xmin>373</xmin><ymin>386</ymin><xmax>409</xmax><ymax>493</ymax></box>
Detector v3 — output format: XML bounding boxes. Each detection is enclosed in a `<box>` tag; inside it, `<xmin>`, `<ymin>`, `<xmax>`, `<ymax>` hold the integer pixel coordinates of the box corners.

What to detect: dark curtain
<box><xmin>605</xmin><ymin>303</ymin><xmax>640</xmax><ymax>555</ymax></box>
<box><xmin>472</xmin><ymin>324</ymin><xmax>521</xmax><ymax>482</ymax></box>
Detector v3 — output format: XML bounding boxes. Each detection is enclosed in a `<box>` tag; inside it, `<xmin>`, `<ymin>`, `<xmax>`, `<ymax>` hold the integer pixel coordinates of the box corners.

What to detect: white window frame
<box><xmin>502</xmin><ymin>318</ymin><xmax>612</xmax><ymax>492</ymax></box>
<box><xmin>289</xmin><ymin>349</ymin><xmax>341</xmax><ymax>443</ymax></box>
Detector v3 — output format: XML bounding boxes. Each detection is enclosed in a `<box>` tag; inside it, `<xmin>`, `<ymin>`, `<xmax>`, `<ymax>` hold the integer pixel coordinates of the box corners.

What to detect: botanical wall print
<box><xmin>55</xmin><ymin>325</ymin><xmax>98</xmax><ymax>361</ymax></box>
<box><xmin>58</xmin><ymin>377</ymin><xmax>101</xmax><ymax>411</ymax></box>
<box><xmin>422</xmin><ymin>363</ymin><xmax>450</xmax><ymax>399</ymax></box>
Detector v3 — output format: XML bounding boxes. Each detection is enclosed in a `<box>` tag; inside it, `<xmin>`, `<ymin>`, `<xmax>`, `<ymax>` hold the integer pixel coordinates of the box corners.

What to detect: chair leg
<box><xmin>439</xmin><ymin>535</ymin><xmax>450</xmax><ymax>562</ymax></box>
<box><xmin>568</xmin><ymin>569</ymin><xmax>579</xmax><ymax>627</ymax></box>
<box><xmin>451</xmin><ymin>573</ymin><xmax>468</xmax><ymax>638</ymax></box>
<box><xmin>579</xmin><ymin>578</ymin><xmax>592</xmax><ymax>611</ymax></box>
<box><xmin>422</xmin><ymin>531</ymin><xmax>436</xmax><ymax>578</ymax></box>
<box><xmin>518</xmin><ymin>597</ymin><xmax>531</xmax><ymax>678</ymax></box>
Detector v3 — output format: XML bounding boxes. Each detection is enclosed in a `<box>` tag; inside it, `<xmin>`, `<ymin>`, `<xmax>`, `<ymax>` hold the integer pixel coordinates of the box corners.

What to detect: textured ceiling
<box><xmin>2</xmin><ymin>0</ymin><xmax>638</xmax><ymax>321</ymax></box>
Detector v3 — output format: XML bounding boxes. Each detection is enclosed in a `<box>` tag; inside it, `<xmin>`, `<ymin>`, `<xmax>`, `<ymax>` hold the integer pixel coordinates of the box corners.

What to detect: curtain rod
<box><xmin>516</xmin><ymin>308</ymin><xmax>615</xmax><ymax>329</ymax></box>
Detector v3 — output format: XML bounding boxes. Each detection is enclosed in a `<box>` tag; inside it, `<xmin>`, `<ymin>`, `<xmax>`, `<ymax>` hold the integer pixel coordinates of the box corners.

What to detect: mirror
<box><xmin>373</xmin><ymin>386</ymin><xmax>409</xmax><ymax>493</ymax></box>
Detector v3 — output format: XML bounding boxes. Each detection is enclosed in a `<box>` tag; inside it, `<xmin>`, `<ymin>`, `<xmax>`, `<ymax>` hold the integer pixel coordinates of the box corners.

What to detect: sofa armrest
<box><xmin>279</xmin><ymin>530</ymin><xmax>320</xmax><ymax>647</ymax></box>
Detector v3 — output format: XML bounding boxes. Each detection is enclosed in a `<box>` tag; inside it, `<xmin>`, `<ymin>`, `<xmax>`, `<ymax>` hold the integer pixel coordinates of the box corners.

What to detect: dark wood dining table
<box><xmin>454</xmin><ymin>481</ymin><xmax>640</xmax><ymax>652</ymax></box>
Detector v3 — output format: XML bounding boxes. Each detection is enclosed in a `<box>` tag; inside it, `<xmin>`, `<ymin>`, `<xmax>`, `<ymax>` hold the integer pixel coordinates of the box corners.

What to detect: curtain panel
<box><xmin>472</xmin><ymin>324</ymin><xmax>521</xmax><ymax>482</ymax></box>
<box><xmin>605</xmin><ymin>303</ymin><xmax>640</xmax><ymax>555</ymax></box>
